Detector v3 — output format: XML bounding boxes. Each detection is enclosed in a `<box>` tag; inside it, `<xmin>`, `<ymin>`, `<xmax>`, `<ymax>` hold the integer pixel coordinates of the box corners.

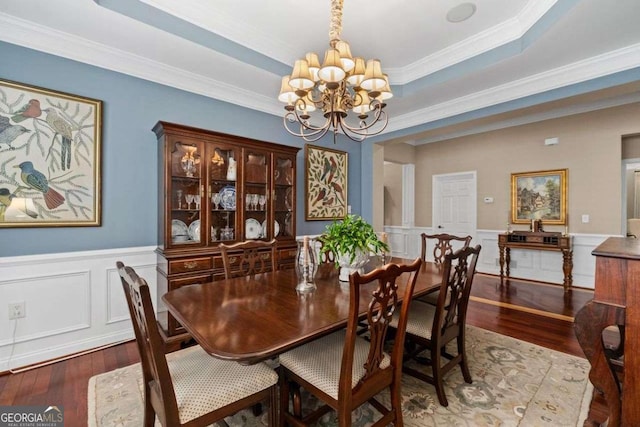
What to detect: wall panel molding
<box><xmin>0</xmin><ymin>246</ymin><xmax>157</xmax><ymax>371</ymax></box>
<box><xmin>383</xmin><ymin>226</ymin><xmax>610</xmax><ymax>289</ymax></box>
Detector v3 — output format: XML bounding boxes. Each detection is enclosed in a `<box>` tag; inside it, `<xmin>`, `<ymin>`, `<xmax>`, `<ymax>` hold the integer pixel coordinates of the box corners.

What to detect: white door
<box><xmin>432</xmin><ymin>171</ymin><xmax>477</xmax><ymax>237</ymax></box>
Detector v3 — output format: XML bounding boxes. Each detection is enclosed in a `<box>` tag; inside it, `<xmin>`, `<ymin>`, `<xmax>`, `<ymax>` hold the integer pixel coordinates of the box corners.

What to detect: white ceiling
<box><xmin>2</xmin><ymin>0</ymin><xmax>640</xmax><ymax>144</ymax></box>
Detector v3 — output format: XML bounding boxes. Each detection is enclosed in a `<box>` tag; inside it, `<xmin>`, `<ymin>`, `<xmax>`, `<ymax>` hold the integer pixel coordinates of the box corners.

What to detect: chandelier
<box><xmin>278</xmin><ymin>0</ymin><xmax>392</xmax><ymax>143</ymax></box>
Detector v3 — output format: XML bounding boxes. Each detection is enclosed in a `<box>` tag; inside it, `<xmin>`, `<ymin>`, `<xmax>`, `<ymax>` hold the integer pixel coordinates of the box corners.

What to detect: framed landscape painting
<box><xmin>305</xmin><ymin>144</ymin><xmax>348</xmax><ymax>220</ymax></box>
<box><xmin>511</xmin><ymin>169</ymin><xmax>567</xmax><ymax>225</ymax></box>
<box><xmin>0</xmin><ymin>79</ymin><xmax>102</xmax><ymax>227</ymax></box>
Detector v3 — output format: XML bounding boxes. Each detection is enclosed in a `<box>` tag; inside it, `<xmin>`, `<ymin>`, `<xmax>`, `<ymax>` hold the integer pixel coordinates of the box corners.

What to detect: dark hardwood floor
<box><xmin>0</xmin><ymin>273</ymin><xmax>607</xmax><ymax>426</ymax></box>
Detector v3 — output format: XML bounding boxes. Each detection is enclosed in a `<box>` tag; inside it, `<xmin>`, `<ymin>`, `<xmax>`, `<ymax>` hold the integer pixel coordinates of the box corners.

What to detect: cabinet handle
<box><xmin>183</xmin><ymin>261</ymin><xmax>198</xmax><ymax>269</ymax></box>
<box><xmin>229</xmin><ymin>256</ymin><xmax>238</xmax><ymax>265</ymax></box>
<box><xmin>200</xmin><ymin>185</ymin><xmax>204</xmax><ymax>197</ymax></box>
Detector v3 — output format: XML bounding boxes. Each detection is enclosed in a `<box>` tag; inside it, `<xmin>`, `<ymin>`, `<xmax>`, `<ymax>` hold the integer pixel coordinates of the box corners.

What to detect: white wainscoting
<box><xmin>0</xmin><ymin>246</ymin><xmax>157</xmax><ymax>371</ymax></box>
<box><xmin>384</xmin><ymin>226</ymin><xmax>613</xmax><ymax>289</ymax></box>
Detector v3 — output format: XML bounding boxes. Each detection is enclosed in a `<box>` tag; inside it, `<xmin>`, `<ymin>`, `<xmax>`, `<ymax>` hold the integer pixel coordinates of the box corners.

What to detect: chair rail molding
<box><xmin>0</xmin><ymin>246</ymin><xmax>157</xmax><ymax>371</ymax></box>
<box><xmin>383</xmin><ymin>225</ymin><xmax>611</xmax><ymax>289</ymax></box>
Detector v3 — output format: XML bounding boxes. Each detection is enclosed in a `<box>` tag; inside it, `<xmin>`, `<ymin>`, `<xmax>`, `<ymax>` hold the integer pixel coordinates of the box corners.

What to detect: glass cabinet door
<box><xmin>274</xmin><ymin>153</ymin><xmax>295</xmax><ymax>239</ymax></box>
<box><xmin>208</xmin><ymin>144</ymin><xmax>240</xmax><ymax>244</ymax></box>
<box><xmin>169</xmin><ymin>140</ymin><xmax>204</xmax><ymax>247</ymax></box>
<box><xmin>243</xmin><ymin>148</ymin><xmax>269</xmax><ymax>240</ymax></box>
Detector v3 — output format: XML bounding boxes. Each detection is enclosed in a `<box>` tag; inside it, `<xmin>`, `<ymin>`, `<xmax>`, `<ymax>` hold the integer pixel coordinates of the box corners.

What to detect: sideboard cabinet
<box><xmin>153</xmin><ymin>121</ymin><xmax>300</xmax><ymax>339</ymax></box>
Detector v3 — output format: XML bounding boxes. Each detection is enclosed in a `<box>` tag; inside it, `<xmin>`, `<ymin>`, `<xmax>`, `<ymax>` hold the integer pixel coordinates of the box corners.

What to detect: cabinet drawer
<box><xmin>279</xmin><ymin>248</ymin><xmax>297</xmax><ymax>262</ymax></box>
<box><xmin>169</xmin><ymin>257</ymin><xmax>212</xmax><ymax>274</ymax></box>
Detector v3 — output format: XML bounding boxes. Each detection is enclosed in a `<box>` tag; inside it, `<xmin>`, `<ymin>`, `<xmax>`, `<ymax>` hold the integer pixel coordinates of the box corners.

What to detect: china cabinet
<box><xmin>153</xmin><ymin>121</ymin><xmax>299</xmax><ymax>339</ymax></box>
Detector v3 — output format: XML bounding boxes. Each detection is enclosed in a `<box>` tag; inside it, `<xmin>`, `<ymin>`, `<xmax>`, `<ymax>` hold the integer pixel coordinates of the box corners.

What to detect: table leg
<box><xmin>574</xmin><ymin>300</ymin><xmax>625</xmax><ymax>427</ymax></box>
<box><xmin>505</xmin><ymin>247</ymin><xmax>511</xmax><ymax>277</ymax></box>
<box><xmin>562</xmin><ymin>249</ymin><xmax>573</xmax><ymax>293</ymax></box>
<box><xmin>499</xmin><ymin>245</ymin><xmax>505</xmax><ymax>281</ymax></box>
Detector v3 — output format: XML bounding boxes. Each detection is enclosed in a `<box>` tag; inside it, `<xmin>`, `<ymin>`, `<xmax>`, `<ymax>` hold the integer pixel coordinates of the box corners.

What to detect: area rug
<box><xmin>88</xmin><ymin>325</ymin><xmax>593</xmax><ymax>426</ymax></box>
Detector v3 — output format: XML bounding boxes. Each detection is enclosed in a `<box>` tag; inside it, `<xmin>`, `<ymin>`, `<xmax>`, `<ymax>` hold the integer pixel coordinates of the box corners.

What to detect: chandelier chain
<box><xmin>329</xmin><ymin>0</ymin><xmax>344</xmax><ymax>45</ymax></box>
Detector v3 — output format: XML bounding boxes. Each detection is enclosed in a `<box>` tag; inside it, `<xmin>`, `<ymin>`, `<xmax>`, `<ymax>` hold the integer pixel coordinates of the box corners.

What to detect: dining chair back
<box><xmin>219</xmin><ymin>239</ymin><xmax>278</xmax><ymax>279</ymax></box>
<box><xmin>418</xmin><ymin>232</ymin><xmax>472</xmax><ymax>306</ymax></box>
<box><xmin>420</xmin><ymin>232</ymin><xmax>472</xmax><ymax>264</ymax></box>
<box><xmin>116</xmin><ymin>261</ymin><xmax>278</xmax><ymax>426</ymax></box>
<box><xmin>279</xmin><ymin>257</ymin><xmax>422</xmax><ymax>426</ymax></box>
<box><xmin>315</xmin><ymin>235</ymin><xmax>339</xmax><ymax>280</ymax></box>
<box><xmin>393</xmin><ymin>244</ymin><xmax>481</xmax><ymax>406</ymax></box>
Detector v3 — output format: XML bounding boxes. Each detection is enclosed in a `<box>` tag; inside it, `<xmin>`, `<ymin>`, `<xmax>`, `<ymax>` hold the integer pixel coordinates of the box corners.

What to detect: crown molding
<box><xmin>414</xmin><ymin>91</ymin><xmax>640</xmax><ymax>145</ymax></box>
<box><xmin>388</xmin><ymin>0</ymin><xmax>558</xmax><ymax>84</ymax></box>
<box><xmin>0</xmin><ymin>12</ymin><xmax>282</xmax><ymax>117</ymax></box>
<box><xmin>386</xmin><ymin>43</ymin><xmax>640</xmax><ymax>134</ymax></box>
<box><xmin>139</xmin><ymin>0</ymin><xmax>296</xmax><ymax>64</ymax></box>
<box><xmin>2</xmin><ymin>10</ymin><xmax>638</xmax><ymax>137</ymax></box>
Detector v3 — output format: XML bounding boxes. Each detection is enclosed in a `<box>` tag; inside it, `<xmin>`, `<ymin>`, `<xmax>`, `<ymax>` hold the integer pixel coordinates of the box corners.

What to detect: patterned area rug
<box><xmin>88</xmin><ymin>326</ymin><xmax>592</xmax><ymax>426</ymax></box>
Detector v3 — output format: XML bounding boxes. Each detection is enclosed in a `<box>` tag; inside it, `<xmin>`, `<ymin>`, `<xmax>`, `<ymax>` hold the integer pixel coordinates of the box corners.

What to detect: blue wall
<box><xmin>0</xmin><ymin>42</ymin><xmax>363</xmax><ymax>256</ymax></box>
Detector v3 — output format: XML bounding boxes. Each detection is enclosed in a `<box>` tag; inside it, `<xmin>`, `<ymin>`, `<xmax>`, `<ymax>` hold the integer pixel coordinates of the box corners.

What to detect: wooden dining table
<box><xmin>162</xmin><ymin>258</ymin><xmax>443</xmax><ymax>365</ymax></box>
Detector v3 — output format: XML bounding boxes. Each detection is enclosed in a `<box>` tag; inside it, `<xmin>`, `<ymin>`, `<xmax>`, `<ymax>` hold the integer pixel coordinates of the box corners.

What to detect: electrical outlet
<box><xmin>8</xmin><ymin>302</ymin><xmax>25</xmax><ymax>320</ymax></box>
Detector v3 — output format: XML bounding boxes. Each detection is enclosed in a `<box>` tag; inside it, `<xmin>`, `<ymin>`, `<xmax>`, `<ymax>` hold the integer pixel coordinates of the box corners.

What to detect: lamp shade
<box><xmin>352</xmin><ymin>90</ymin><xmax>372</xmax><ymax>114</ymax></box>
<box><xmin>318</xmin><ymin>48</ymin><xmax>346</xmax><ymax>83</ymax></box>
<box><xmin>335</xmin><ymin>40</ymin><xmax>355</xmax><ymax>72</ymax></box>
<box><xmin>289</xmin><ymin>59</ymin><xmax>314</xmax><ymax>91</ymax></box>
<box><xmin>376</xmin><ymin>74</ymin><xmax>393</xmax><ymax>101</ymax></box>
<box><xmin>360</xmin><ymin>59</ymin><xmax>386</xmax><ymax>92</ymax></box>
<box><xmin>346</xmin><ymin>57</ymin><xmax>366</xmax><ymax>86</ymax></box>
<box><xmin>278</xmin><ymin>75</ymin><xmax>299</xmax><ymax>103</ymax></box>
<box><xmin>305</xmin><ymin>52</ymin><xmax>321</xmax><ymax>82</ymax></box>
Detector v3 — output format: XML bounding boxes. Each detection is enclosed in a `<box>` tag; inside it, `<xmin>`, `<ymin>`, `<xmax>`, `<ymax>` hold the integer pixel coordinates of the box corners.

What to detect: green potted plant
<box><xmin>319</xmin><ymin>214</ymin><xmax>390</xmax><ymax>281</ymax></box>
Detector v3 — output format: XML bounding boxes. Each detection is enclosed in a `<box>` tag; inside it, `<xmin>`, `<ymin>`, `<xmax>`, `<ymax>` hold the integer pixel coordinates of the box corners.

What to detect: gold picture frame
<box><xmin>0</xmin><ymin>79</ymin><xmax>102</xmax><ymax>227</ymax></box>
<box><xmin>305</xmin><ymin>144</ymin><xmax>348</xmax><ymax>220</ymax></box>
<box><xmin>511</xmin><ymin>169</ymin><xmax>567</xmax><ymax>225</ymax></box>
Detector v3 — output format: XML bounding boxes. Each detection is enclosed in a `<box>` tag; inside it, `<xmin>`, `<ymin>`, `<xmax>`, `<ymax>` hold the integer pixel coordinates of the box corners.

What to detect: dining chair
<box><xmin>116</xmin><ymin>261</ymin><xmax>278</xmax><ymax>426</ymax></box>
<box><xmin>421</xmin><ymin>232</ymin><xmax>472</xmax><ymax>264</ymax></box>
<box><xmin>315</xmin><ymin>234</ymin><xmax>339</xmax><ymax>280</ymax></box>
<box><xmin>278</xmin><ymin>258</ymin><xmax>422</xmax><ymax>427</ymax></box>
<box><xmin>391</xmin><ymin>244</ymin><xmax>481</xmax><ymax>406</ymax></box>
<box><xmin>219</xmin><ymin>239</ymin><xmax>278</xmax><ymax>279</ymax></box>
<box><xmin>419</xmin><ymin>232</ymin><xmax>472</xmax><ymax>306</ymax></box>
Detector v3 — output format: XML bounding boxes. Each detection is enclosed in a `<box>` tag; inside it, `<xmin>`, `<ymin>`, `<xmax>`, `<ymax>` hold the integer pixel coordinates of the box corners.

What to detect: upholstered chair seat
<box><xmin>279</xmin><ymin>330</ymin><xmax>390</xmax><ymax>400</ymax></box>
<box><xmin>167</xmin><ymin>345</ymin><xmax>278</xmax><ymax>424</ymax></box>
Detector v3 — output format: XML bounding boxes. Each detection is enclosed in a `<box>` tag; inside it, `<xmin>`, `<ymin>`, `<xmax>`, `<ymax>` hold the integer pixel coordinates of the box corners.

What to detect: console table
<box><xmin>574</xmin><ymin>237</ymin><xmax>640</xmax><ymax>426</ymax></box>
<box><xmin>497</xmin><ymin>231</ymin><xmax>573</xmax><ymax>293</ymax></box>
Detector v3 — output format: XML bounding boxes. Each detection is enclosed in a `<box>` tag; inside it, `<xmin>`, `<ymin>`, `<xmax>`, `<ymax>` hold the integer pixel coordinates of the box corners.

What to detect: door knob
<box><xmin>437</xmin><ymin>225</ymin><xmax>443</xmax><ymax>229</ymax></box>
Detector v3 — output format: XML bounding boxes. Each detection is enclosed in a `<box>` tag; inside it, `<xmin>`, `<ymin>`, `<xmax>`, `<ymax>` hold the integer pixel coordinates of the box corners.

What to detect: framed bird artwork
<box><xmin>0</xmin><ymin>78</ymin><xmax>102</xmax><ymax>227</ymax></box>
<box><xmin>305</xmin><ymin>144</ymin><xmax>348</xmax><ymax>220</ymax></box>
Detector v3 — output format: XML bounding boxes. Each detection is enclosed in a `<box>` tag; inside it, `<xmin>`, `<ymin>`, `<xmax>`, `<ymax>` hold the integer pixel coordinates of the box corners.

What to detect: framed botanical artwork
<box><xmin>305</xmin><ymin>144</ymin><xmax>348</xmax><ymax>220</ymax></box>
<box><xmin>0</xmin><ymin>79</ymin><xmax>102</xmax><ymax>227</ymax></box>
<box><xmin>511</xmin><ymin>169</ymin><xmax>567</xmax><ymax>225</ymax></box>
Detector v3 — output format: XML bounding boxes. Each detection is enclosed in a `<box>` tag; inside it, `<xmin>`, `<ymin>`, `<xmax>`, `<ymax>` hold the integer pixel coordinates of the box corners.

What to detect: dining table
<box><xmin>161</xmin><ymin>257</ymin><xmax>443</xmax><ymax>365</ymax></box>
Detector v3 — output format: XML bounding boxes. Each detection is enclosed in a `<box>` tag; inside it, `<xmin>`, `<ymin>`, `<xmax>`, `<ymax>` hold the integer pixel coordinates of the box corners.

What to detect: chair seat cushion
<box><xmin>168</xmin><ymin>345</ymin><xmax>278</xmax><ymax>424</ymax></box>
<box><xmin>390</xmin><ymin>300</ymin><xmax>436</xmax><ymax>339</ymax></box>
<box><xmin>279</xmin><ymin>330</ymin><xmax>390</xmax><ymax>400</ymax></box>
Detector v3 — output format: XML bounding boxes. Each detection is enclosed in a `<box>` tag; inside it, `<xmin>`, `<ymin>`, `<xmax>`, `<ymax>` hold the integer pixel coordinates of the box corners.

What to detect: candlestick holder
<box><xmin>295</xmin><ymin>238</ymin><xmax>317</xmax><ymax>292</ymax></box>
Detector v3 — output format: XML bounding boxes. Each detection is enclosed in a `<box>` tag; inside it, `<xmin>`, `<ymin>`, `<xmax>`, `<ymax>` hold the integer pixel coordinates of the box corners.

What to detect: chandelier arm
<box><xmin>337</xmin><ymin>119</ymin><xmax>367</xmax><ymax>142</ymax></box>
<box><xmin>283</xmin><ymin>113</ymin><xmax>332</xmax><ymax>141</ymax></box>
<box><xmin>290</xmin><ymin>105</ymin><xmax>333</xmax><ymax>132</ymax></box>
<box><xmin>339</xmin><ymin>106</ymin><xmax>388</xmax><ymax>135</ymax></box>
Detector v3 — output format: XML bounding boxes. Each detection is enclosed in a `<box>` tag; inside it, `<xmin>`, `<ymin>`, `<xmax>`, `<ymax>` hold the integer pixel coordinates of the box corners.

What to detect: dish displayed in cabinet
<box><xmin>171</xmin><ymin>219</ymin><xmax>189</xmax><ymax>239</ymax></box>
<box><xmin>245</xmin><ymin>218</ymin><xmax>262</xmax><ymax>239</ymax></box>
<box><xmin>219</xmin><ymin>186</ymin><xmax>236</xmax><ymax>210</ymax></box>
<box><xmin>262</xmin><ymin>220</ymin><xmax>280</xmax><ymax>237</ymax></box>
<box><xmin>188</xmin><ymin>220</ymin><xmax>201</xmax><ymax>242</ymax></box>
